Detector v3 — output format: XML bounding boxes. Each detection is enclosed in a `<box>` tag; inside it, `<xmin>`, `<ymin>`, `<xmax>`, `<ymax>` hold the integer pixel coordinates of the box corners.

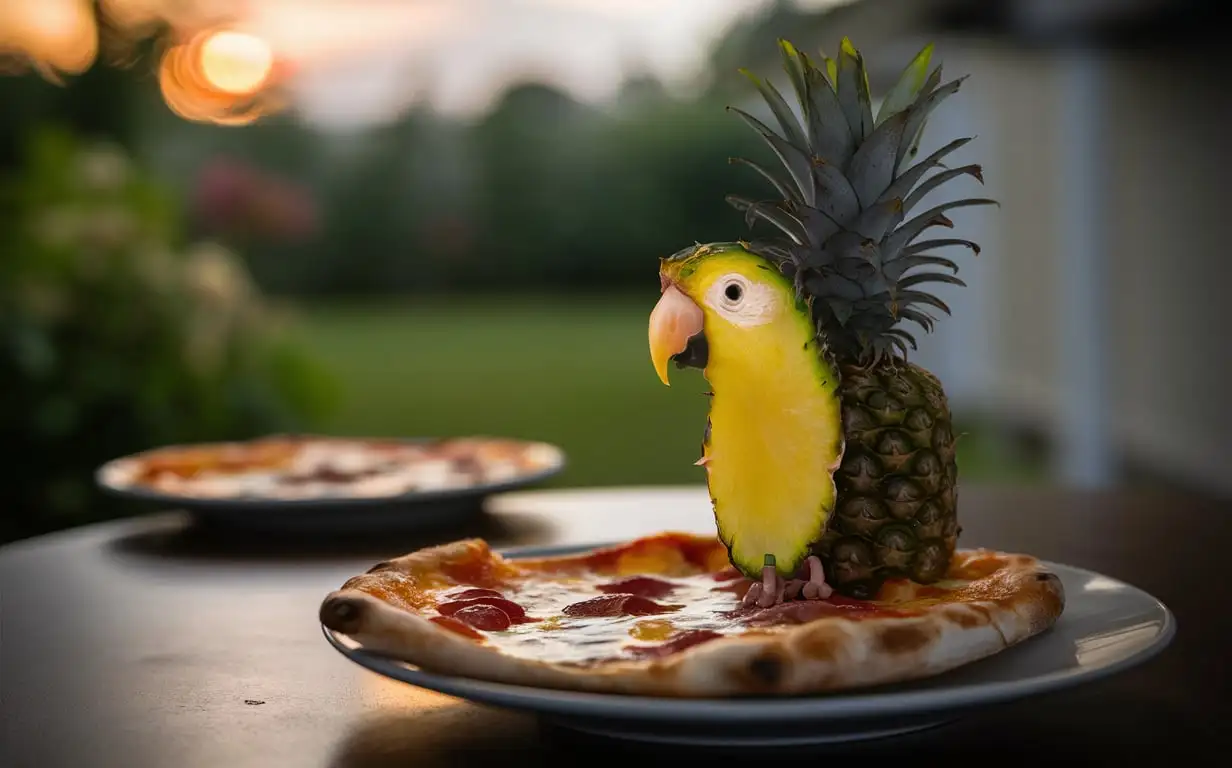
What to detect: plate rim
<box><xmin>322</xmin><ymin>541</ymin><xmax>1177</xmax><ymax>720</ymax></box>
<box><xmin>93</xmin><ymin>435</ymin><xmax>567</xmax><ymax>511</ymax></box>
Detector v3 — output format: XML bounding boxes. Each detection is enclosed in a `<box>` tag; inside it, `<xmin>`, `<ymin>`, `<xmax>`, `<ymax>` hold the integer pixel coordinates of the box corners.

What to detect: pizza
<box><xmin>319</xmin><ymin>532</ymin><xmax>1065</xmax><ymax>697</ymax></box>
<box><xmin>99</xmin><ymin>435</ymin><xmax>563</xmax><ymax>501</ymax></box>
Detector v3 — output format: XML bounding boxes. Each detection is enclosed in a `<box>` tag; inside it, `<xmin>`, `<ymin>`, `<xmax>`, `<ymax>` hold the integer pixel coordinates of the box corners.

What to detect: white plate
<box><xmin>322</xmin><ymin>543</ymin><xmax>1175</xmax><ymax>746</ymax></box>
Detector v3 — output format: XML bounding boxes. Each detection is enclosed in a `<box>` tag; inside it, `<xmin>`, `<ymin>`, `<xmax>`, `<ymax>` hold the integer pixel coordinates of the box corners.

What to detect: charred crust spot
<box><xmin>320</xmin><ymin>595</ymin><xmax>364</xmax><ymax>634</ymax></box>
<box><xmin>366</xmin><ymin>561</ymin><xmax>394</xmax><ymax>574</ymax></box>
<box><xmin>1036</xmin><ymin>572</ymin><xmax>1058</xmax><ymax>582</ymax></box>
<box><xmin>947</xmin><ymin>604</ymin><xmax>992</xmax><ymax>629</ymax></box>
<box><xmin>747</xmin><ymin>653</ymin><xmax>785</xmax><ymax>687</ymax></box>
<box><xmin>948</xmin><ymin>610</ymin><xmax>980</xmax><ymax>629</ymax></box>
<box><xmin>795</xmin><ymin>625</ymin><xmax>843</xmax><ymax>662</ymax></box>
<box><xmin>876</xmin><ymin>624</ymin><xmax>934</xmax><ymax>655</ymax></box>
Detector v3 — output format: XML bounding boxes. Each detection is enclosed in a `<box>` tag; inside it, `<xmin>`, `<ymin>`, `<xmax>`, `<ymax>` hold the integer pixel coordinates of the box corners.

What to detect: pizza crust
<box><xmin>319</xmin><ymin>538</ymin><xmax>1065</xmax><ymax>698</ymax></box>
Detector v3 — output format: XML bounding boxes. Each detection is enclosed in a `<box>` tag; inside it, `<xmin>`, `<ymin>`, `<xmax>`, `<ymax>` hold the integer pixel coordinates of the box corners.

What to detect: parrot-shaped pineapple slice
<box><xmin>649</xmin><ymin>244</ymin><xmax>842</xmax><ymax>606</ymax></box>
<box><xmin>647</xmin><ymin>38</ymin><xmax>993</xmax><ymax>604</ymax></box>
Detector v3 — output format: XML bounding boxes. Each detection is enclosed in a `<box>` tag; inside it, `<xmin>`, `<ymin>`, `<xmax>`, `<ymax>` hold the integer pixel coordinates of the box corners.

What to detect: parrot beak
<box><xmin>649</xmin><ymin>281</ymin><xmax>704</xmax><ymax>386</ymax></box>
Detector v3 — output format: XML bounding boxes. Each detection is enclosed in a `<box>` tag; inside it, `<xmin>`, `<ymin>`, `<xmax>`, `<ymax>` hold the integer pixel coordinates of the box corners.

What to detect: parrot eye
<box><xmin>706</xmin><ymin>272</ymin><xmax>775</xmax><ymax>327</ymax></box>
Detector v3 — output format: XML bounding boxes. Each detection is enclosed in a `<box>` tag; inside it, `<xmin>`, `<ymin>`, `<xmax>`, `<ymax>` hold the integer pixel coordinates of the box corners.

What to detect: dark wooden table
<box><xmin>1</xmin><ymin>486</ymin><xmax>1228</xmax><ymax>767</ymax></box>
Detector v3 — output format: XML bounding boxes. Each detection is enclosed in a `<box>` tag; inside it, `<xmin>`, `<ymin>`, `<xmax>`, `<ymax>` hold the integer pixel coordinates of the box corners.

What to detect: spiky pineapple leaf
<box><xmin>827</xmin><ymin>229</ymin><xmax>876</xmax><ymax>265</ymax></box>
<box><xmin>751</xmin><ymin>241</ymin><xmax>794</xmax><ymax>266</ymax></box>
<box><xmin>810</xmin><ymin>158</ymin><xmax>860</xmax><ymax>225</ymax></box>
<box><xmin>879</xmin><ymin>137</ymin><xmax>972</xmax><ymax>204</ymax></box>
<box><xmin>729</xmin><ymin>156</ymin><xmax>801</xmax><ymax>203</ymax></box>
<box><xmin>898</xmin><ymin>307</ymin><xmax>937</xmax><ymax>332</ymax></box>
<box><xmin>903</xmin><ymin>113</ymin><xmax>932</xmax><ymax>167</ymax></box>
<box><xmin>886</xmin><ymin>328</ymin><xmax>919</xmax><ymax>350</ymax></box>
<box><xmin>806</xmin><ymin>272</ymin><xmax>865</xmax><ymax>302</ymax></box>
<box><xmin>815</xmin><ymin>44</ymin><xmax>838</xmax><ymax>90</ymax></box>
<box><xmin>852</xmin><ymin>198</ymin><xmax>904</xmax><ymax>241</ymax></box>
<box><xmin>727</xmin><ymin>107</ymin><xmax>814</xmax><ymax>206</ymax></box>
<box><xmin>899</xmin><ymin>272</ymin><xmax>967</xmax><ymax>290</ymax></box>
<box><xmin>836</xmin><ymin>38</ymin><xmax>874</xmax><ymax>143</ymax></box>
<box><xmin>798</xmin><ymin>206</ymin><xmax>842</xmax><ymax>245</ymax></box>
<box><xmin>777</xmin><ymin>40</ymin><xmax>811</xmax><ymax>110</ymax></box>
<box><xmin>882</xmin><ymin>198</ymin><xmax>998</xmax><ymax>259</ymax></box>
<box><xmin>895</xmin><ymin>289</ymin><xmax>952</xmax><ymax>315</ymax></box>
<box><xmin>847</xmin><ymin>109</ymin><xmax>910</xmax><ymax>208</ymax></box>
<box><xmin>902</xmin><ymin>164</ymin><xmax>984</xmax><ymax>214</ymax></box>
<box><xmin>898</xmin><ymin>238</ymin><xmax>981</xmax><ymax>258</ymax></box>
<box><xmin>827</xmin><ymin>296</ymin><xmax>854</xmax><ymax>326</ymax></box>
<box><xmin>726</xmin><ymin>195</ymin><xmax>808</xmax><ymax>244</ymax></box>
<box><xmin>884</xmin><ymin>253</ymin><xmax>961</xmax><ymax>282</ymax></box>
<box><xmin>897</xmin><ymin>73</ymin><xmax>966</xmax><ymax>173</ymax></box>
<box><xmin>877</xmin><ymin>43</ymin><xmax>935</xmax><ymax>125</ymax></box>
<box><xmin>849</xmin><ymin>39</ymin><xmax>876</xmax><ymax>139</ymax></box>
<box><xmin>740</xmin><ymin>69</ymin><xmax>809</xmax><ymax>151</ymax></box>
<box><xmin>803</xmin><ymin>64</ymin><xmax>854</xmax><ymax>166</ymax></box>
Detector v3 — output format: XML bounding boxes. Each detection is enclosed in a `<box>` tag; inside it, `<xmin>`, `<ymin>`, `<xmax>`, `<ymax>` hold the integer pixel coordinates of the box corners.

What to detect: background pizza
<box><xmin>320</xmin><ymin>532</ymin><xmax>1065</xmax><ymax>697</ymax></box>
<box><xmin>98</xmin><ymin>435</ymin><xmax>563</xmax><ymax>500</ymax></box>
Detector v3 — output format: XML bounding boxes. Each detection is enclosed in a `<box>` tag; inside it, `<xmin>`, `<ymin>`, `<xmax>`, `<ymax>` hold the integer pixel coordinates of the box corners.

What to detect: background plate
<box><xmin>323</xmin><ymin>542</ymin><xmax>1176</xmax><ymax>747</ymax></box>
<box><xmin>95</xmin><ymin>437</ymin><xmax>566</xmax><ymax>534</ymax></box>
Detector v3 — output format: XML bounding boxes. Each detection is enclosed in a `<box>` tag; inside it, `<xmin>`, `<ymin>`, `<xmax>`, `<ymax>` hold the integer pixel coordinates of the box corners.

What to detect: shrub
<box><xmin>0</xmin><ymin>127</ymin><xmax>337</xmax><ymax>542</ymax></box>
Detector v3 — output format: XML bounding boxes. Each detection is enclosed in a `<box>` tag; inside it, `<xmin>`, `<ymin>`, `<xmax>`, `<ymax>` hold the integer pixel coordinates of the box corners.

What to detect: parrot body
<box><xmin>653</xmin><ymin>244</ymin><xmax>842</xmax><ymax>588</ymax></box>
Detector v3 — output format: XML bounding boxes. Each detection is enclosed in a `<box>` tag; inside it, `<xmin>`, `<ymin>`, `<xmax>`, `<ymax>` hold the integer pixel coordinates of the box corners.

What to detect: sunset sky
<box><xmin>285</xmin><ymin>0</ymin><xmax>851</xmax><ymax>127</ymax></box>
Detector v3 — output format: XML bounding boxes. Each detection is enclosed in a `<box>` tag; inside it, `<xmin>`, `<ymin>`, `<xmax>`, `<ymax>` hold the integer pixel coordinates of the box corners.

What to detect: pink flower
<box><xmin>193</xmin><ymin>156</ymin><xmax>318</xmax><ymax>242</ymax></box>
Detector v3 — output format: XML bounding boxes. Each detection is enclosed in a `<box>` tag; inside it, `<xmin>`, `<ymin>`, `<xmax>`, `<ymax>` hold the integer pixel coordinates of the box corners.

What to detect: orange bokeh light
<box><xmin>0</xmin><ymin>0</ymin><xmax>98</xmax><ymax>77</ymax></box>
<box><xmin>199</xmin><ymin>30</ymin><xmax>274</xmax><ymax>94</ymax></box>
<box><xmin>158</xmin><ymin>28</ymin><xmax>282</xmax><ymax>125</ymax></box>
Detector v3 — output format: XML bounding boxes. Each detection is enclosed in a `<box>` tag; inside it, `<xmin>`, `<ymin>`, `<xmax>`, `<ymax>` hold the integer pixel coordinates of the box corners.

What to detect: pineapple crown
<box><xmin>726</xmin><ymin>38</ymin><xmax>997</xmax><ymax>367</ymax></box>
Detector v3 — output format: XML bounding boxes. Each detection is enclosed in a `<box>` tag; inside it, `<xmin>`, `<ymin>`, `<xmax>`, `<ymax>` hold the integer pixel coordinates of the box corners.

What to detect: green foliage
<box><xmin>459</xmin><ymin>84</ymin><xmax>772</xmax><ymax>291</ymax></box>
<box><xmin>137</xmin><ymin>82</ymin><xmax>775</xmax><ymax>296</ymax></box>
<box><xmin>0</xmin><ymin>128</ymin><xmax>338</xmax><ymax>542</ymax></box>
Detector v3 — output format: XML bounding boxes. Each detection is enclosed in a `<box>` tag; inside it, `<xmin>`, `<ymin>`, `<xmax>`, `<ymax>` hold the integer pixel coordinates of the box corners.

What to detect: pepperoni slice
<box><xmin>430</xmin><ymin>615</ymin><xmax>484</xmax><ymax>639</ymax></box>
<box><xmin>628</xmin><ymin>629</ymin><xmax>722</xmax><ymax>659</ymax></box>
<box><xmin>450</xmin><ymin>604</ymin><xmax>512</xmax><ymax>631</ymax></box>
<box><xmin>710</xmin><ymin>579</ymin><xmax>753</xmax><ymax>599</ymax></box>
<box><xmin>562</xmin><ymin>594</ymin><xmax>678</xmax><ymax>618</ymax></box>
<box><xmin>596</xmin><ymin>577</ymin><xmax>676</xmax><ymax>599</ymax></box>
<box><xmin>445</xmin><ymin>588</ymin><xmax>504</xmax><ymax>601</ymax></box>
<box><xmin>437</xmin><ymin>596</ymin><xmax>531</xmax><ymax>623</ymax></box>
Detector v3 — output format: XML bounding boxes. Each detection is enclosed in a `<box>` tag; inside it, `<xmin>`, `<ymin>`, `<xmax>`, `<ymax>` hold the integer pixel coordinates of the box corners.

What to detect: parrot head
<box><xmin>648</xmin><ymin>242</ymin><xmax>810</xmax><ymax>386</ymax></box>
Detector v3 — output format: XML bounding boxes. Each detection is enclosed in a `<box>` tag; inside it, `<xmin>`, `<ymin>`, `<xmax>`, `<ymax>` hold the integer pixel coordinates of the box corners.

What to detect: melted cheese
<box><xmin>480</xmin><ymin>573</ymin><xmax>744</xmax><ymax>665</ymax></box>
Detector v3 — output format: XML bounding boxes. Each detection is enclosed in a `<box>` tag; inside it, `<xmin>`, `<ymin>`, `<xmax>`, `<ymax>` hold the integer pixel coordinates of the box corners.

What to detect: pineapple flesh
<box><xmin>712</xmin><ymin>38</ymin><xmax>990</xmax><ymax>598</ymax></box>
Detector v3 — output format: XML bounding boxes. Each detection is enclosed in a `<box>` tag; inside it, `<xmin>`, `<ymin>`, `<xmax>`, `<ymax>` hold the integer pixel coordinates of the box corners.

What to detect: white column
<box><xmin>1055</xmin><ymin>46</ymin><xmax>1114</xmax><ymax>487</ymax></box>
<box><xmin>904</xmin><ymin>54</ymin><xmax>993</xmax><ymax>415</ymax></box>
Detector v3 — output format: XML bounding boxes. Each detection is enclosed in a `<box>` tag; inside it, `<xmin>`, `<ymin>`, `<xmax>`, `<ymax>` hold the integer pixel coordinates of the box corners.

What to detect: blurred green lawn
<box><xmin>291</xmin><ymin>296</ymin><xmax>1042</xmax><ymax>488</ymax></box>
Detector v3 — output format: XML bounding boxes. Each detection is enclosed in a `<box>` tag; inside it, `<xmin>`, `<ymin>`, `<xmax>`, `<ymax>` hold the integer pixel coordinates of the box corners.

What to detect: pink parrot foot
<box><xmin>742</xmin><ymin>563</ymin><xmax>786</xmax><ymax>607</ymax></box>
<box><xmin>783</xmin><ymin>556</ymin><xmax>833</xmax><ymax>601</ymax></box>
<box><xmin>742</xmin><ymin>556</ymin><xmax>832</xmax><ymax>607</ymax></box>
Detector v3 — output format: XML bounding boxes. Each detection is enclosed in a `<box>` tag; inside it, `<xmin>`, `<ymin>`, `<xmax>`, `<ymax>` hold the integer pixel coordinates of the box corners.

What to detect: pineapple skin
<box><xmin>813</xmin><ymin>361</ymin><xmax>959</xmax><ymax>599</ymax></box>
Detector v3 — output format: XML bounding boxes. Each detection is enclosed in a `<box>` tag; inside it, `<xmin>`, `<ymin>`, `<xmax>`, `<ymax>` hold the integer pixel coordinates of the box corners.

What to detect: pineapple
<box><xmin>648</xmin><ymin>38</ymin><xmax>993</xmax><ymax>600</ymax></box>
